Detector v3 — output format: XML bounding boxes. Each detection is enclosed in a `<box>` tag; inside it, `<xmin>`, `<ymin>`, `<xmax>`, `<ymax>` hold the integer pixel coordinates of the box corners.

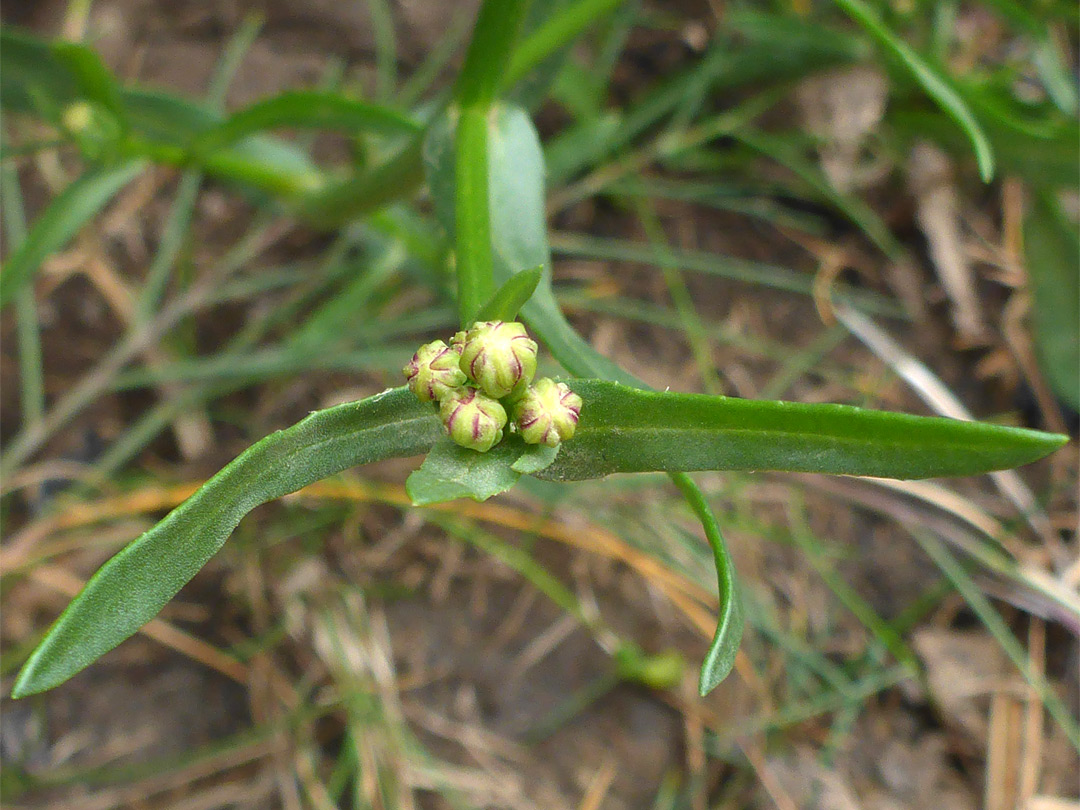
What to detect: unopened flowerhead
<box><xmin>403</xmin><ymin>340</ymin><xmax>467</xmax><ymax>403</ymax></box>
<box><xmin>440</xmin><ymin>387</ymin><xmax>508</xmax><ymax>452</ymax></box>
<box><xmin>512</xmin><ymin>378</ymin><xmax>582</xmax><ymax>447</ymax></box>
<box><xmin>458</xmin><ymin>321</ymin><xmax>538</xmax><ymax>399</ymax></box>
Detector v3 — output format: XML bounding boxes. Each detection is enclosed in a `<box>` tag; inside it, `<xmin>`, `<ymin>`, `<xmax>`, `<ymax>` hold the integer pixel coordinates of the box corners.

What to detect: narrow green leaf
<box><xmin>834</xmin><ymin>0</ymin><xmax>995</xmax><ymax>182</ymax></box>
<box><xmin>891</xmin><ymin>109</ymin><xmax>1078</xmax><ymax>189</ymax></box>
<box><xmin>1</xmin><ymin>27</ymin><xmax>79</xmax><ymax>115</ymax></box>
<box><xmin>406</xmin><ymin>435</ymin><xmax>556</xmax><ymax>506</ymax></box>
<box><xmin>11</xmin><ymin>387</ymin><xmax>440</xmax><ymax>698</ymax></box>
<box><xmin>0</xmin><ymin>160</ymin><xmax>145</xmax><ymax>311</ymax></box>
<box><xmin>539</xmin><ymin>380</ymin><xmax>1068</xmax><ymax>481</ymax></box>
<box><xmin>1025</xmin><ymin>191</ymin><xmax>1080</xmax><ymax>410</ymax></box>
<box><xmin>483</xmin><ymin>104</ymin><xmax>638</xmax><ymax>383</ymax></box>
<box><xmin>191</xmin><ymin>90</ymin><xmax>421</xmax><ymax>156</ymax></box>
<box><xmin>672</xmin><ymin>474</ymin><xmax>743</xmax><ymax>694</ymax></box>
<box><xmin>476</xmin><ymin>265</ymin><xmax>543</xmax><ymax>321</ymax></box>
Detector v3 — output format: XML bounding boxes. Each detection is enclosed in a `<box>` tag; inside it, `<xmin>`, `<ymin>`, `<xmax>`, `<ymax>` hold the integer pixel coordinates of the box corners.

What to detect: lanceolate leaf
<box><xmin>12</xmin><ymin>388</ymin><xmax>441</xmax><ymax>698</ymax></box>
<box><xmin>540</xmin><ymin>380</ymin><xmax>1067</xmax><ymax>481</ymax></box>
<box><xmin>476</xmin><ymin>265</ymin><xmax>543</xmax><ymax>322</ymax></box>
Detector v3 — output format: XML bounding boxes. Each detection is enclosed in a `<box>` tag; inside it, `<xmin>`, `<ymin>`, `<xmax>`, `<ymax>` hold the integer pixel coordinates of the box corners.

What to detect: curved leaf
<box><xmin>834</xmin><ymin>0</ymin><xmax>994</xmax><ymax>182</ymax></box>
<box><xmin>540</xmin><ymin>380</ymin><xmax>1067</xmax><ymax>481</ymax></box>
<box><xmin>12</xmin><ymin>387</ymin><xmax>440</xmax><ymax>698</ymax></box>
<box><xmin>672</xmin><ymin>474</ymin><xmax>743</xmax><ymax>694</ymax></box>
<box><xmin>191</xmin><ymin>90</ymin><xmax>422</xmax><ymax>155</ymax></box>
<box><xmin>12</xmin><ymin>377</ymin><xmax>1064</xmax><ymax>697</ymax></box>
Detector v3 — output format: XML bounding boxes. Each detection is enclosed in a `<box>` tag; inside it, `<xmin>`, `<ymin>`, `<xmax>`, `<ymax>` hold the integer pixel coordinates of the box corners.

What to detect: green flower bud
<box><xmin>512</xmin><ymin>378</ymin><xmax>582</xmax><ymax>447</ymax></box>
<box><xmin>403</xmin><ymin>340</ymin><xmax>467</xmax><ymax>403</ymax></box>
<box><xmin>61</xmin><ymin>100</ymin><xmax>122</xmax><ymax>161</ymax></box>
<box><xmin>458</xmin><ymin>321</ymin><xmax>538</xmax><ymax>399</ymax></box>
<box><xmin>440</xmin><ymin>387</ymin><xmax>507</xmax><ymax>452</ymax></box>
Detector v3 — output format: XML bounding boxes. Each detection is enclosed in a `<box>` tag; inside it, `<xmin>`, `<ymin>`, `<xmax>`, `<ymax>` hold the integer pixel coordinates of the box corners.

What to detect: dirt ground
<box><xmin>1</xmin><ymin>1</ymin><xmax>1078</xmax><ymax>809</ymax></box>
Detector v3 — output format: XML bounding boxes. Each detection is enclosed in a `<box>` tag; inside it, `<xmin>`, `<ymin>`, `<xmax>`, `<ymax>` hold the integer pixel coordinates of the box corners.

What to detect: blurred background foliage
<box><xmin>0</xmin><ymin>0</ymin><xmax>1077</xmax><ymax>808</ymax></box>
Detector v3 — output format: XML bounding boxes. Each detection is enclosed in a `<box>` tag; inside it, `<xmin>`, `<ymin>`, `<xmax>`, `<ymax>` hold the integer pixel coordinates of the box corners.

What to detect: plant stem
<box><xmin>452</xmin><ymin>0</ymin><xmax>531</xmax><ymax>326</ymax></box>
<box><xmin>455</xmin><ymin>0</ymin><xmax>532</xmax><ymax>108</ymax></box>
<box><xmin>454</xmin><ymin>106</ymin><xmax>494</xmax><ymax>326</ymax></box>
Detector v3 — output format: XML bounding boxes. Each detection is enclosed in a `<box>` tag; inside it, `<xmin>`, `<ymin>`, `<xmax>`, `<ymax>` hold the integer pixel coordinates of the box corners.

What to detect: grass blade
<box><xmin>503</xmin><ymin>0</ymin><xmax>627</xmax><ymax>91</ymax></box>
<box><xmin>912</xmin><ymin>529</ymin><xmax>1080</xmax><ymax>751</ymax></box>
<box><xmin>0</xmin><ymin>159</ymin><xmax>145</xmax><ymax>310</ymax></box>
<box><xmin>1025</xmin><ymin>190</ymin><xmax>1079</xmax><ymax>410</ymax></box>
<box><xmin>834</xmin><ymin>0</ymin><xmax>995</xmax><ymax>181</ymax></box>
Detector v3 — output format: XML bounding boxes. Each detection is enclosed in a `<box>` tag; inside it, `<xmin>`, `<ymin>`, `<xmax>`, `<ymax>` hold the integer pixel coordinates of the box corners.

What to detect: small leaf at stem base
<box><xmin>406</xmin><ymin>434</ymin><xmax>559</xmax><ymax>506</ymax></box>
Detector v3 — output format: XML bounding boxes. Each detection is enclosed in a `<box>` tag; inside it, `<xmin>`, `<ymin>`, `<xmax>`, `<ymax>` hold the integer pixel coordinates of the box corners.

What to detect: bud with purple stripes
<box><xmin>458</xmin><ymin>321</ymin><xmax>538</xmax><ymax>399</ymax></box>
<box><xmin>439</xmin><ymin>387</ymin><xmax>508</xmax><ymax>452</ymax></box>
<box><xmin>512</xmin><ymin>378</ymin><xmax>582</xmax><ymax>448</ymax></box>
<box><xmin>403</xmin><ymin>340</ymin><xmax>468</xmax><ymax>403</ymax></box>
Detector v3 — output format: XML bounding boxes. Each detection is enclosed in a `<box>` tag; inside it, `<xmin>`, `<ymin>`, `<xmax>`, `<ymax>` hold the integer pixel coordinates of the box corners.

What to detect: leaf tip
<box><xmin>11</xmin><ymin>664</ymin><xmax>43</xmax><ymax>700</ymax></box>
<box><xmin>697</xmin><ymin>667</ymin><xmax>722</xmax><ymax>698</ymax></box>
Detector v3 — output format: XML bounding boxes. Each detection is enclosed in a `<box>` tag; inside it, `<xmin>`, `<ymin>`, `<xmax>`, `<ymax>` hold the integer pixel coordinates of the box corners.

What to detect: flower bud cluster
<box><xmin>403</xmin><ymin>320</ymin><xmax>581</xmax><ymax>453</ymax></box>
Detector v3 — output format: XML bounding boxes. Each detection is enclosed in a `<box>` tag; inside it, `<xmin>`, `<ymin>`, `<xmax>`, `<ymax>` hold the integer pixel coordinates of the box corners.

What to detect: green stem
<box><xmin>123</xmin><ymin>138</ymin><xmax>320</xmax><ymax>198</ymax></box>
<box><xmin>298</xmin><ymin>138</ymin><xmax>425</xmax><ymax>226</ymax></box>
<box><xmin>456</xmin><ymin>0</ymin><xmax>532</xmax><ymax>107</ymax></box>
<box><xmin>452</xmin><ymin>0</ymin><xmax>531</xmax><ymax>326</ymax></box>
<box><xmin>454</xmin><ymin>106</ymin><xmax>494</xmax><ymax>326</ymax></box>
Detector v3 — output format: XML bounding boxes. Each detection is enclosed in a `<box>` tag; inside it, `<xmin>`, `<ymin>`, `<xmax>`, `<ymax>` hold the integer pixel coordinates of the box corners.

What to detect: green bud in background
<box><xmin>61</xmin><ymin>100</ymin><xmax>122</xmax><ymax>161</ymax></box>
<box><xmin>614</xmin><ymin>643</ymin><xmax>685</xmax><ymax>690</ymax></box>
<box><xmin>458</xmin><ymin>320</ymin><xmax>538</xmax><ymax>399</ymax></box>
<box><xmin>512</xmin><ymin>378</ymin><xmax>582</xmax><ymax>447</ymax></box>
<box><xmin>439</xmin><ymin>387</ymin><xmax>507</xmax><ymax>452</ymax></box>
<box><xmin>403</xmin><ymin>340</ymin><xmax>467</xmax><ymax>403</ymax></box>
